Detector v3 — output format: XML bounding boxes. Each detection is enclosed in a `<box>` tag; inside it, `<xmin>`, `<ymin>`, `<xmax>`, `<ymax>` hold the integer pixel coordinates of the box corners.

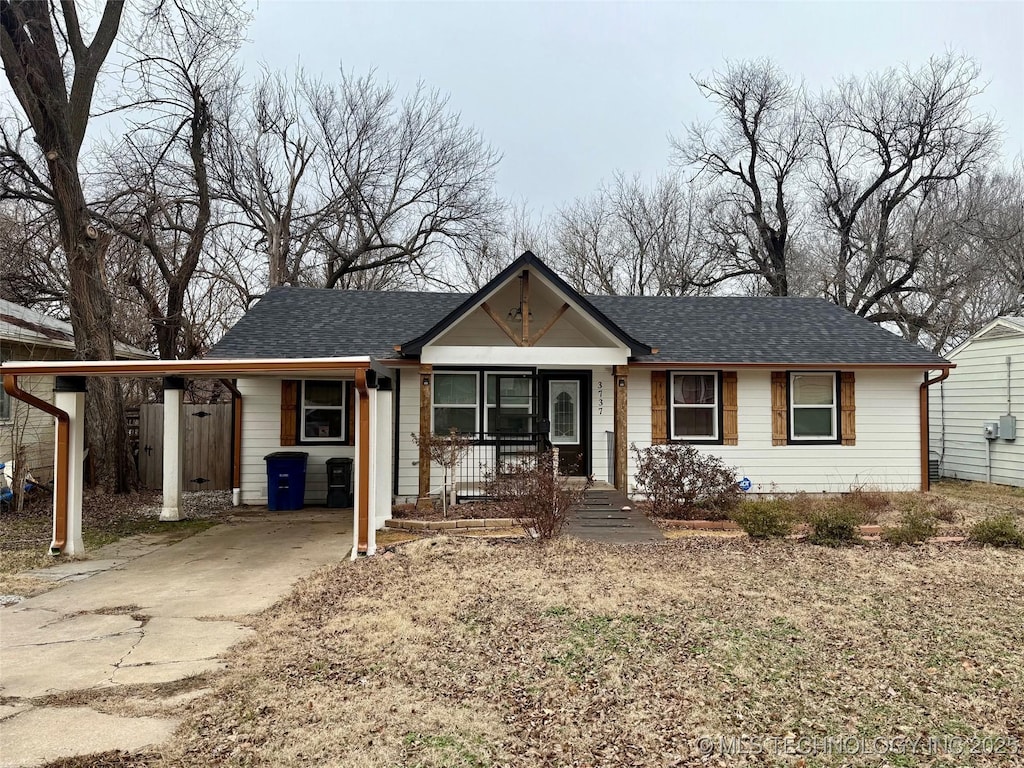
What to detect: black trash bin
<box><xmin>325</xmin><ymin>457</ymin><xmax>354</xmax><ymax>508</ymax></box>
<box><xmin>264</xmin><ymin>452</ymin><xmax>308</xmax><ymax>511</ymax></box>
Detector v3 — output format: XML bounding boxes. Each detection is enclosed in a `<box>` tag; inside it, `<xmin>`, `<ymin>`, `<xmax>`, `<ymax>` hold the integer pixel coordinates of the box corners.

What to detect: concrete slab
<box><xmin>0</xmin><ymin>706</ymin><xmax>178</xmax><ymax>768</ymax></box>
<box><xmin>21</xmin><ymin>559</ymin><xmax>130</xmax><ymax>582</ymax></box>
<box><xmin>0</xmin><ymin>509</ymin><xmax>351</xmax><ymax>765</ymax></box>
<box><xmin>566</xmin><ymin>489</ymin><xmax>665</xmax><ymax>544</ymax></box>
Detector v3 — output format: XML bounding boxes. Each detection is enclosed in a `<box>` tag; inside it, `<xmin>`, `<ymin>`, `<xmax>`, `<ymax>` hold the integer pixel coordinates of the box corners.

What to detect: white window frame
<box><xmin>670</xmin><ymin>371</ymin><xmax>719</xmax><ymax>441</ymax></box>
<box><xmin>789</xmin><ymin>372</ymin><xmax>838</xmax><ymax>442</ymax></box>
<box><xmin>484</xmin><ymin>371</ymin><xmax>533</xmax><ymax>435</ymax></box>
<box><xmin>432</xmin><ymin>371</ymin><xmax>480</xmax><ymax>436</ymax></box>
<box><xmin>300</xmin><ymin>380</ymin><xmax>347</xmax><ymax>442</ymax></box>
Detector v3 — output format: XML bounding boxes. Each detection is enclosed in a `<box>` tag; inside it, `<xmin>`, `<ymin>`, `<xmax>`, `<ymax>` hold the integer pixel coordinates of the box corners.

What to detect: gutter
<box><xmin>920</xmin><ymin>367</ymin><xmax>953</xmax><ymax>491</ymax></box>
<box><xmin>2</xmin><ymin>374</ymin><xmax>69</xmax><ymax>554</ymax></box>
<box><xmin>219</xmin><ymin>378</ymin><xmax>243</xmax><ymax>506</ymax></box>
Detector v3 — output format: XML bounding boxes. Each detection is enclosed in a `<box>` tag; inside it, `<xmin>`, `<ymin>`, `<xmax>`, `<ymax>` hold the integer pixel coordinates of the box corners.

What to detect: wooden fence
<box><xmin>138</xmin><ymin>403</ymin><xmax>232</xmax><ymax>490</ymax></box>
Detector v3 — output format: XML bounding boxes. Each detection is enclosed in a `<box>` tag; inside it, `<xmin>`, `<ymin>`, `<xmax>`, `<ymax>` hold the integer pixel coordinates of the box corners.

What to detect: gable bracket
<box><xmin>480</xmin><ymin>301</ymin><xmax>524</xmax><ymax>346</ymax></box>
<box><xmin>527</xmin><ymin>303</ymin><xmax>570</xmax><ymax>347</ymax></box>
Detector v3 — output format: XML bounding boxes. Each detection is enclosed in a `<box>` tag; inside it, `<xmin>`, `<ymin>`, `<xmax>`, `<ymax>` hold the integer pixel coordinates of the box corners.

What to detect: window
<box><xmin>670</xmin><ymin>372</ymin><xmax>719</xmax><ymax>440</ymax></box>
<box><xmin>433</xmin><ymin>372</ymin><xmax>478</xmax><ymax>435</ymax></box>
<box><xmin>789</xmin><ymin>372</ymin><xmax>837</xmax><ymax>441</ymax></box>
<box><xmin>485</xmin><ymin>373</ymin><xmax>533</xmax><ymax>435</ymax></box>
<box><xmin>301</xmin><ymin>380</ymin><xmax>346</xmax><ymax>441</ymax></box>
<box><xmin>549</xmin><ymin>380</ymin><xmax>580</xmax><ymax>444</ymax></box>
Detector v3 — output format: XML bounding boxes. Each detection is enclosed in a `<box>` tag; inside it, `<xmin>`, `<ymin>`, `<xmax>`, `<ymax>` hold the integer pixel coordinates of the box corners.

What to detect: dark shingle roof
<box><xmin>207</xmin><ymin>286</ymin><xmax>949</xmax><ymax>366</ymax></box>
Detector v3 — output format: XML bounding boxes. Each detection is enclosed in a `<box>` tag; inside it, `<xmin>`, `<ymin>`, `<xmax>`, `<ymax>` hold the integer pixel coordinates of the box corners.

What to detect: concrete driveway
<box><xmin>0</xmin><ymin>509</ymin><xmax>352</xmax><ymax>768</ymax></box>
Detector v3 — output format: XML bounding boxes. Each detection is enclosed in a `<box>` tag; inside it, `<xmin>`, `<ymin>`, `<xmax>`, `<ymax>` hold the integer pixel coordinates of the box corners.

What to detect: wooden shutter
<box><xmin>722</xmin><ymin>371</ymin><xmax>738</xmax><ymax>445</ymax></box>
<box><xmin>345</xmin><ymin>381</ymin><xmax>356</xmax><ymax>446</ymax></box>
<box><xmin>651</xmin><ymin>373</ymin><xmax>667</xmax><ymax>444</ymax></box>
<box><xmin>771</xmin><ymin>372</ymin><xmax>787</xmax><ymax>446</ymax></box>
<box><xmin>280</xmin><ymin>380</ymin><xmax>298</xmax><ymax>446</ymax></box>
<box><xmin>840</xmin><ymin>371</ymin><xmax>856</xmax><ymax>446</ymax></box>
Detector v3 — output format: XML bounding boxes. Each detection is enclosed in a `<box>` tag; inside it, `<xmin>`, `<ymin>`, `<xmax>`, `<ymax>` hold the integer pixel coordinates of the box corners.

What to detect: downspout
<box><xmin>3</xmin><ymin>374</ymin><xmax>69</xmax><ymax>554</ymax></box>
<box><xmin>354</xmin><ymin>368</ymin><xmax>371</xmax><ymax>557</ymax></box>
<box><xmin>220</xmin><ymin>378</ymin><xmax>243</xmax><ymax>506</ymax></box>
<box><xmin>920</xmin><ymin>368</ymin><xmax>951</xmax><ymax>492</ymax></box>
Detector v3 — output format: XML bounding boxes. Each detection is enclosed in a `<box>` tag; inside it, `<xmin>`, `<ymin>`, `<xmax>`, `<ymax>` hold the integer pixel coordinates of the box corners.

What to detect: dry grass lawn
<box><xmin>143</xmin><ymin>533</ymin><xmax>1024</xmax><ymax>768</ymax></box>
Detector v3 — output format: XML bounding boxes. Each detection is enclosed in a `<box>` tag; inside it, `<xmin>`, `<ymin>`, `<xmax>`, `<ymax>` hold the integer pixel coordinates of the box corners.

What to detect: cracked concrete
<box><xmin>0</xmin><ymin>509</ymin><xmax>352</xmax><ymax>767</ymax></box>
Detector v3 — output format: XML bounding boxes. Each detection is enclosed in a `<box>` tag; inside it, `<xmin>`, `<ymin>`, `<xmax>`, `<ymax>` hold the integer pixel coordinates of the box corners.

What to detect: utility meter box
<box><xmin>983</xmin><ymin>422</ymin><xmax>999</xmax><ymax>440</ymax></box>
<box><xmin>1000</xmin><ymin>414</ymin><xmax>1017</xmax><ymax>441</ymax></box>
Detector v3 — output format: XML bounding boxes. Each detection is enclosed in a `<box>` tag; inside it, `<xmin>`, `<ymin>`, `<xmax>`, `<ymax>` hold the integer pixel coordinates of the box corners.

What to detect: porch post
<box><xmin>374</xmin><ymin>377</ymin><xmax>393</xmax><ymax>531</ymax></box>
<box><xmin>160</xmin><ymin>377</ymin><xmax>186</xmax><ymax>521</ymax></box>
<box><xmin>416</xmin><ymin>363</ymin><xmax>433</xmax><ymax>510</ymax></box>
<box><xmin>613</xmin><ymin>365</ymin><xmax>629</xmax><ymax>493</ymax></box>
<box><xmin>53</xmin><ymin>377</ymin><xmax>86</xmax><ymax>556</ymax></box>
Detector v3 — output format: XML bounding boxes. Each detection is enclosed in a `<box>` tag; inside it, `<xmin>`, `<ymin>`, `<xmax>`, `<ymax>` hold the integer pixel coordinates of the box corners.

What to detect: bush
<box><xmin>842</xmin><ymin>487</ymin><xmax>890</xmax><ymax>524</ymax></box>
<box><xmin>969</xmin><ymin>514</ymin><xmax>1024</xmax><ymax>548</ymax></box>
<box><xmin>807</xmin><ymin>504</ymin><xmax>863</xmax><ymax>546</ymax></box>
<box><xmin>632</xmin><ymin>444</ymin><xmax>740</xmax><ymax>520</ymax></box>
<box><xmin>881</xmin><ymin>509</ymin><xmax>939</xmax><ymax>545</ymax></box>
<box><xmin>730</xmin><ymin>500</ymin><xmax>795</xmax><ymax>539</ymax></box>
<box><xmin>485</xmin><ymin>452</ymin><xmax>589</xmax><ymax>540</ymax></box>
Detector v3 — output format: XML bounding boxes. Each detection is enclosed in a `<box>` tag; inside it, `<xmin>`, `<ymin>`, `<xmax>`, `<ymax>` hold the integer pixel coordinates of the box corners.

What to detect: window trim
<box><xmin>297</xmin><ymin>379</ymin><xmax>349</xmax><ymax>445</ymax></box>
<box><xmin>432</xmin><ymin>371</ymin><xmax>480</xmax><ymax>436</ymax></box>
<box><xmin>668</xmin><ymin>370</ymin><xmax>723</xmax><ymax>445</ymax></box>
<box><xmin>787</xmin><ymin>371</ymin><xmax>840</xmax><ymax>445</ymax></box>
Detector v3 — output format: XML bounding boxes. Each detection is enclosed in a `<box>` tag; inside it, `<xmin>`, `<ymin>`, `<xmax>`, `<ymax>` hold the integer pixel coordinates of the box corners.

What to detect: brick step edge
<box><xmin>386</xmin><ymin>518</ymin><xmax>518</xmax><ymax>531</ymax></box>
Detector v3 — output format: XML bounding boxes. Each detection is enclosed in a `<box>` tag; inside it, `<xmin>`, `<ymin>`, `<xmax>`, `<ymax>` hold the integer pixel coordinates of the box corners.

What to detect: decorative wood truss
<box><xmin>480</xmin><ymin>271</ymin><xmax>571</xmax><ymax>347</ymax></box>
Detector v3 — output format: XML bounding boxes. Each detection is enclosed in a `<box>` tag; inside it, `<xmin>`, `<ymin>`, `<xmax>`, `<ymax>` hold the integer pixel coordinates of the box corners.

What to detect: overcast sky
<box><xmin>241</xmin><ymin>1</ymin><xmax>1024</xmax><ymax>213</ymax></box>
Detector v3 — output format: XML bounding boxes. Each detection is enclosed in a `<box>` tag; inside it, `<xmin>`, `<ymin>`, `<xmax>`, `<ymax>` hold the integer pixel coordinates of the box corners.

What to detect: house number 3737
<box><xmin>597</xmin><ymin>380</ymin><xmax>604</xmax><ymax>415</ymax></box>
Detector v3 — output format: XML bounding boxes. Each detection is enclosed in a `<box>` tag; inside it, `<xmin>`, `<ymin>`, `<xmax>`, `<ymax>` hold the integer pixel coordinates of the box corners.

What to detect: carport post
<box><xmin>374</xmin><ymin>377</ymin><xmax>393</xmax><ymax>531</ymax></box>
<box><xmin>53</xmin><ymin>377</ymin><xmax>87</xmax><ymax>556</ymax></box>
<box><xmin>161</xmin><ymin>377</ymin><xmax>186</xmax><ymax>521</ymax></box>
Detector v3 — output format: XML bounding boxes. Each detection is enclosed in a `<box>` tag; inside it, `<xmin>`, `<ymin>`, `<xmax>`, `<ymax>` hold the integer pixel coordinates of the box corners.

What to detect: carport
<box><xmin>1</xmin><ymin>357</ymin><xmax>391</xmax><ymax>558</ymax></box>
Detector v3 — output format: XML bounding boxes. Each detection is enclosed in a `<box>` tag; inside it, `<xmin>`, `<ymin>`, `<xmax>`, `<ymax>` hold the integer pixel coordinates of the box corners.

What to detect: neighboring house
<box><xmin>0</xmin><ymin>299</ymin><xmax>149</xmax><ymax>483</ymax></box>
<box><xmin>929</xmin><ymin>316</ymin><xmax>1024</xmax><ymax>487</ymax></box>
<box><xmin>207</xmin><ymin>251</ymin><xmax>950</xmax><ymax>509</ymax></box>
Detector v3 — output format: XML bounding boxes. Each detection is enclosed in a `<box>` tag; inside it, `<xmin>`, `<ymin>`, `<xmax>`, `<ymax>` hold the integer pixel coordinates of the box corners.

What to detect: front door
<box><xmin>541</xmin><ymin>372</ymin><xmax>590</xmax><ymax>476</ymax></box>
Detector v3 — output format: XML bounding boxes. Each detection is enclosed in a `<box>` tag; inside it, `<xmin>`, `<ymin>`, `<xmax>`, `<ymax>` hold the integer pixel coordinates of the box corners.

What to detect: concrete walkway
<box><xmin>0</xmin><ymin>509</ymin><xmax>352</xmax><ymax>768</ymax></box>
<box><xmin>565</xmin><ymin>486</ymin><xmax>664</xmax><ymax>544</ymax></box>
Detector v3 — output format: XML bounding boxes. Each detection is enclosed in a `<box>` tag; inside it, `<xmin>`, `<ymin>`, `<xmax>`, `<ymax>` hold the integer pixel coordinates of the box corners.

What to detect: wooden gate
<box><xmin>138</xmin><ymin>403</ymin><xmax>233</xmax><ymax>490</ymax></box>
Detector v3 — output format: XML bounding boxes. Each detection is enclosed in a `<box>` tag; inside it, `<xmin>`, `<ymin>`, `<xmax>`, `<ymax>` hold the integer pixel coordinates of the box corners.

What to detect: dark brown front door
<box><xmin>541</xmin><ymin>372</ymin><xmax>590</xmax><ymax>476</ymax></box>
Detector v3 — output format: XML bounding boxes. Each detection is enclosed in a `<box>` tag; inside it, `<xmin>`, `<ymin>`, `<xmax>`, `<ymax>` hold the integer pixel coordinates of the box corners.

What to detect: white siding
<box><xmin>929</xmin><ymin>334</ymin><xmax>1024</xmax><ymax>486</ymax></box>
<box><xmin>237</xmin><ymin>377</ymin><xmax>356</xmax><ymax>506</ymax></box>
<box><xmin>628</xmin><ymin>368</ymin><xmax>923</xmax><ymax>494</ymax></box>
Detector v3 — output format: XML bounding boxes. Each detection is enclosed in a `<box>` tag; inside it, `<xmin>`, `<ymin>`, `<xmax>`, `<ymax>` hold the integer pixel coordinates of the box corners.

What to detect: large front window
<box><xmin>790</xmin><ymin>372</ymin><xmax>837</xmax><ymax>441</ymax></box>
<box><xmin>671</xmin><ymin>372</ymin><xmax>719</xmax><ymax>440</ymax></box>
<box><xmin>301</xmin><ymin>380</ymin><xmax>346</xmax><ymax>441</ymax></box>
<box><xmin>433</xmin><ymin>372</ymin><xmax>479</xmax><ymax>435</ymax></box>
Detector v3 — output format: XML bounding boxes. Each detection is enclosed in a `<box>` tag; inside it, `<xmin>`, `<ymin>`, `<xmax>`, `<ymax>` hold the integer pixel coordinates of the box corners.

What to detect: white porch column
<box><xmin>366</xmin><ymin>385</ymin><xmax>378</xmax><ymax>555</ymax></box>
<box><xmin>160</xmin><ymin>377</ymin><xmax>186</xmax><ymax>521</ymax></box>
<box><xmin>53</xmin><ymin>377</ymin><xmax>86</xmax><ymax>556</ymax></box>
<box><xmin>351</xmin><ymin>384</ymin><xmax>364</xmax><ymax>558</ymax></box>
<box><xmin>374</xmin><ymin>379</ymin><xmax>393</xmax><ymax>531</ymax></box>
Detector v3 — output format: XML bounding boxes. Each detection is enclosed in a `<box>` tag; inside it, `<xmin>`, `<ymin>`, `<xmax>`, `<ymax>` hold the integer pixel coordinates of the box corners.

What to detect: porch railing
<box><xmin>455</xmin><ymin>432</ymin><xmax>550</xmax><ymax>500</ymax></box>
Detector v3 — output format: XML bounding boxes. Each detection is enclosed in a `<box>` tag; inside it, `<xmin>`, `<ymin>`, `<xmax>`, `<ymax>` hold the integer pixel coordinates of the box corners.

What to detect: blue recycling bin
<box><xmin>264</xmin><ymin>452</ymin><xmax>308</xmax><ymax>511</ymax></box>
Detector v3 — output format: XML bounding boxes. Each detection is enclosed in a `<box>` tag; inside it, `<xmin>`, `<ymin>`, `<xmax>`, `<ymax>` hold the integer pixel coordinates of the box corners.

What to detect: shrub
<box><xmin>842</xmin><ymin>487</ymin><xmax>890</xmax><ymax>524</ymax></box>
<box><xmin>969</xmin><ymin>514</ymin><xmax>1024</xmax><ymax>548</ymax></box>
<box><xmin>807</xmin><ymin>503</ymin><xmax>863</xmax><ymax>546</ymax></box>
<box><xmin>730</xmin><ymin>500</ymin><xmax>795</xmax><ymax>539</ymax></box>
<box><xmin>881</xmin><ymin>509</ymin><xmax>939</xmax><ymax>545</ymax></box>
<box><xmin>485</xmin><ymin>452</ymin><xmax>589</xmax><ymax>540</ymax></box>
<box><xmin>632</xmin><ymin>443</ymin><xmax>740</xmax><ymax>520</ymax></box>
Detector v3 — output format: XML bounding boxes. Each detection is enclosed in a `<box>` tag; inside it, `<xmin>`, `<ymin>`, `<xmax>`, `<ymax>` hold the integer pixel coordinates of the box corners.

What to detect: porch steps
<box><xmin>565</xmin><ymin>487</ymin><xmax>664</xmax><ymax>544</ymax></box>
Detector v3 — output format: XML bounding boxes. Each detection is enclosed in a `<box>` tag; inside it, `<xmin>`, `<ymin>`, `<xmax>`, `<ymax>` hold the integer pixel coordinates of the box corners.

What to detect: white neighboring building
<box><xmin>930</xmin><ymin>317</ymin><xmax>1024</xmax><ymax>487</ymax></box>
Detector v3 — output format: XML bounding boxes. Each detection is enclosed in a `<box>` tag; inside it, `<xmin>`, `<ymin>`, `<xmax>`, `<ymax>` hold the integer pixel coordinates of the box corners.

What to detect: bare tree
<box><xmin>674</xmin><ymin>59</ymin><xmax>808</xmax><ymax>296</ymax></box>
<box><xmin>808</xmin><ymin>53</ymin><xmax>1000</xmax><ymax>335</ymax></box>
<box><xmin>553</xmin><ymin>172</ymin><xmax>715</xmax><ymax>296</ymax></box>
<box><xmin>214</xmin><ymin>70</ymin><xmax>503</xmax><ymax>292</ymax></box>
<box><xmin>94</xmin><ymin>0</ymin><xmax>245</xmax><ymax>359</ymax></box>
<box><xmin>1</xmin><ymin>0</ymin><xmax>137</xmax><ymax>490</ymax></box>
